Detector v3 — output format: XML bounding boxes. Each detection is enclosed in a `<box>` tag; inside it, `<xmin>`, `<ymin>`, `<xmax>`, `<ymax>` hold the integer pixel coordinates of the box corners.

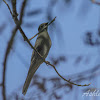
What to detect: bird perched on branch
<box><xmin>22</xmin><ymin>22</ymin><xmax>51</xmax><ymax>95</ymax></box>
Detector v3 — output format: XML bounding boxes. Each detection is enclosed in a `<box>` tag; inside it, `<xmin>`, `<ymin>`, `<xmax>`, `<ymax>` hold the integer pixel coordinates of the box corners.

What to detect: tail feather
<box><xmin>22</xmin><ymin>63</ymin><xmax>41</xmax><ymax>95</ymax></box>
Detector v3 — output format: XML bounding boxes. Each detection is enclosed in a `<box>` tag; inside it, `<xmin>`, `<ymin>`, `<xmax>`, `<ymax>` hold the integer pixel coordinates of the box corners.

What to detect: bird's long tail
<box><xmin>22</xmin><ymin>62</ymin><xmax>41</xmax><ymax>95</ymax></box>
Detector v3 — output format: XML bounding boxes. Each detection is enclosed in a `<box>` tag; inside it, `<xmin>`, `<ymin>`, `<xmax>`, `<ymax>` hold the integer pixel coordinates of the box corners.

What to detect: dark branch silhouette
<box><xmin>2</xmin><ymin>0</ymin><xmax>28</xmax><ymax>100</ymax></box>
<box><xmin>2</xmin><ymin>2</ymin><xmax>90</xmax><ymax>97</ymax></box>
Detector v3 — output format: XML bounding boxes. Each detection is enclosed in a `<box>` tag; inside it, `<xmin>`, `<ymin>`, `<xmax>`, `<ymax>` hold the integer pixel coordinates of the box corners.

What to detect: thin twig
<box><xmin>3</xmin><ymin>0</ymin><xmax>90</xmax><ymax>87</ymax></box>
<box><xmin>29</xmin><ymin>17</ymin><xmax>56</xmax><ymax>41</ymax></box>
<box><xmin>3</xmin><ymin>0</ymin><xmax>44</xmax><ymax>61</ymax></box>
<box><xmin>11</xmin><ymin>0</ymin><xmax>18</xmax><ymax>16</ymax></box>
<box><xmin>3</xmin><ymin>0</ymin><xmax>13</xmax><ymax>16</ymax></box>
<box><xmin>48</xmin><ymin>16</ymin><xmax>56</xmax><ymax>25</ymax></box>
<box><xmin>2</xmin><ymin>28</ymin><xmax>17</xmax><ymax>100</ymax></box>
<box><xmin>2</xmin><ymin>0</ymin><xmax>27</xmax><ymax>100</ymax></box>
<box><xmin>45</xmin><ymin>61</ymin><xmax>91</xmax><ymax>86</ymax></box>
<box><xmin>29</xmin><ymin>33</ymin><xmax>38</xmax><ymax>40</ymax></box>
<box><xmin>19</xmin><ymin>0</ymin><xmax>28</xmax><ymax>23</ymax></box>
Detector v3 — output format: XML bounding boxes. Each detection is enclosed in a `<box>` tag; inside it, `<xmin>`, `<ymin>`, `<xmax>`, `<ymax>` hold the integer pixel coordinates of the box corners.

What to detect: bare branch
<box><xmin>2</xmin><ymin>0</ymin><xmax>28</xmax><ymax>100</ymax></box>
<box><xmin>11</xmin><ymin>0</ymin><xmax>18</xmax><ymax>16</ymax></box>
<box><xmin>2</xmin><ymin>27</ymin><xmax>17</xmax><ymax>100</ymax></box>
<box><xmin>3</xmin><ymin>0</ymin><xmax>13</xmax><ymax>16</ymax></box>
<box><xmin>45</xmin><ymin>61</ymin><xmax>91</xmax><ymax>86</ymax></box>
<box><xmin>3</xmin><ymin>0</ymin><xmax>46</xmax><ymax>61</ymax></box>
<box><xmin>3</xmin><ymin>0</ymin><xmax>90</xmax><ymax>89</ymax></box>
<box><xmin>19</xmin><ymin>0</ymin><xmax>28</xmax><ymax>23</ymax></box>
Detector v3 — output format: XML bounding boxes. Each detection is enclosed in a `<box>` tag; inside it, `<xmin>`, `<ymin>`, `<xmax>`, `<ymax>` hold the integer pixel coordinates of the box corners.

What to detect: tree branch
<box><xmin>45</xmin><ymin>61</ymin><xmax>91</xmax><ymax>86</ymax></box>
<box><xmin>3</xmin><ymin>0</ymin><xmax>90</xmax><ymax>91</ymax></box>
<box><xmin>2</xmin><ymin>27</ymin><xmax>17</xmax><ymax>100</ymax></box>
<box><xmin>2</xmin><ymin>0</ymin><xmax>28</xmax><ymax>100</ymax></box>
<box><xmin>3</xmin><ymin>0</ymin><xmax>13</xmax><ymax>16</ymax></box>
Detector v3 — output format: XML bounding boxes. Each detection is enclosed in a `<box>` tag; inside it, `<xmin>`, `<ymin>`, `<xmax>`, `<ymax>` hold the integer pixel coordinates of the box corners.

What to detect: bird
<box><xmin>22</xmin><ymin>22</ymin><xmax>52</xmax><ymax>95</ymax></box>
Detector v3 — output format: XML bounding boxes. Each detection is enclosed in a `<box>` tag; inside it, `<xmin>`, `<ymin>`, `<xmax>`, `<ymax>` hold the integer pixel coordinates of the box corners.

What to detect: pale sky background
<box><xmin>0</xmin><ymin>0</ymin><xmax>100</xmax><ymax>100</ymax></box>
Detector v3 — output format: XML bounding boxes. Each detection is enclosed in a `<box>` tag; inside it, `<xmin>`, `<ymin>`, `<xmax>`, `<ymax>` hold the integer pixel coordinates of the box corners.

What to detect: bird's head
<box><xmin>38</xmin><ymin>22</ymin><xmax>48</xmax><ymax>32</ymax></box>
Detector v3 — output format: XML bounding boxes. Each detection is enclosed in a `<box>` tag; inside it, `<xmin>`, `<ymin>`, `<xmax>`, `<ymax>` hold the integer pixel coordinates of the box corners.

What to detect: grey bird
<box><xmin>22</xmin><ymin>22</ymin><xmax>51</xmax><ymax>95</ymax></box>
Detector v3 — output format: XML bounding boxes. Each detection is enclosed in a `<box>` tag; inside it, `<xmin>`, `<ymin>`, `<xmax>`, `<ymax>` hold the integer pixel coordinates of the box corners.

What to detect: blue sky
<box><xmin>0</xmin><ymin>0</ymin><xmax>100</xmax><ymax>100</ymax></box>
